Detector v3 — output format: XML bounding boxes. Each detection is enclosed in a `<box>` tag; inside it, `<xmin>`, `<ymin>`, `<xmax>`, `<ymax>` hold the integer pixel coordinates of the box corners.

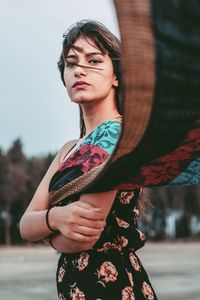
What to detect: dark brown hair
<box><xmin>57</xmin><ymin>20</ymin><xmax>122</xmax><ymax>138</ymax></box>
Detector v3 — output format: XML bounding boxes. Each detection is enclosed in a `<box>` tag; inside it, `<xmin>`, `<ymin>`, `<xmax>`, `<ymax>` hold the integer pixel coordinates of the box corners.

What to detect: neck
<box><xmin>80</xmin><ymin>97</ymin><xmax>121</xmax><ymax>136</ymax></box>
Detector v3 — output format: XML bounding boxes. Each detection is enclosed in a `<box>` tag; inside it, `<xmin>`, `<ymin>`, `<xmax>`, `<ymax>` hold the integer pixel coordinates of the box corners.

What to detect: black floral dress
<box><xmin>56</xmin><ymin>189</ymin><xmax>158</xmax><ymax>300</ymax></box>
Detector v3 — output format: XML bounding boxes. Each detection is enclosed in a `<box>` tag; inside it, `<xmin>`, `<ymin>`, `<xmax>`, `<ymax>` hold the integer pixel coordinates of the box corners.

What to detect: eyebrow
<box><xmin>66</xmin><ymin>51</ymin><xmax>104</xmax><ymax>59</ymax></box>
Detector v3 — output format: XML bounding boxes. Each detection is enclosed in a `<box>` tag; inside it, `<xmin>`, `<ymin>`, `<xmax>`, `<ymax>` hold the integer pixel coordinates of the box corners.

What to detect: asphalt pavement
<box><xmin>0</xmin><ymin>242</ymin><xmax>199</xmax><ymax>300</ymax></box>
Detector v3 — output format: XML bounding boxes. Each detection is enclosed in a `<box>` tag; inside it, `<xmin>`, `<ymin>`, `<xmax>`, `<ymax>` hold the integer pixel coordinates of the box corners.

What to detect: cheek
<box><xmin>63</xmin><ymin>71</ymin><xmax>71</xmax><ymax>94</ymax></box>
<box><xmin>99</xmin><ymin>71</ymin><xmax>115</xmax><ymax>89</ymax></box>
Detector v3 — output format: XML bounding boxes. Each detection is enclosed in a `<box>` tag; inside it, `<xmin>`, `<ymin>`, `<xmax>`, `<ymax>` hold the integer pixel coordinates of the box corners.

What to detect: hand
<box><xmin>50</xmin><ymin>201</ymin><xmax>106</xmax><ymax>243</ymax></box>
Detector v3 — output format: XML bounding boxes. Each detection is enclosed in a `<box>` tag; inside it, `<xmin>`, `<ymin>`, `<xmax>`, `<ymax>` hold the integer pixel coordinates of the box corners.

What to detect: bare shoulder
<box><xmin>59</xmin><ymin>139</ymin><xmax>79</xmax><ymax>165</ymax></box>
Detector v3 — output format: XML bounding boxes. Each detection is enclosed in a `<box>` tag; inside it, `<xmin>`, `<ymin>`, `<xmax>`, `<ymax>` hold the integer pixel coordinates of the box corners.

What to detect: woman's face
<box><xmin>63</xmin><ymin>36</ymin><xmax>118</xmax><ymax>104</ymax></box>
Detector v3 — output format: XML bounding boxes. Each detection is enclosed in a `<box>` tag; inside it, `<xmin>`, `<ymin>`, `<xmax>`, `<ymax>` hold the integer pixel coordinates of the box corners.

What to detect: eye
<box><xmin>65</xmin><ymin>61</ymin><xmax>78</xmax><ymax>68</ymax></box>
<box><xmin>89</xmin><ymin>59</ymin><xmax>102</xmax><ymax>65</ymax></box>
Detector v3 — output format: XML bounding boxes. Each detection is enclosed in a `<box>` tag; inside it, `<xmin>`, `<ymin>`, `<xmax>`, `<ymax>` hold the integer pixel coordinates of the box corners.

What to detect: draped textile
<box><xmin>49</xmin><ymin>0</ymin><xmax>200</xmax><ymax>206</ymax></box>
<box><xmin>49</xmin><ymin>120</ymin><xmax>122</xmax><ymax>206</ymax></box>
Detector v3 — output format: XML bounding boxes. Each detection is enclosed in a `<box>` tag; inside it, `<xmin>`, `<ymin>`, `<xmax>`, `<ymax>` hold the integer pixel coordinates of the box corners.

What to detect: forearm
<box><xmin>79</xmin><ymin>191</ymin><xmax>117</xmax><ymax>217</ymax></box>
<box><xmin>49</xmin><ymin>192</ymin><xmax>117</xmax><ymax>253</ymax></box>
<box><xmin>20</xmin><ymin>191</ymin><xmax>110</xmax><ymax>245</ymax></box>
<box><xmin>20</xmin><ymin>210</ymin><xmax>54</xmax><ymax>241</ymax></box>
<box><xmin>50</xmin><ymin>233</ymin><xmax>94</xmax><ymax>254</ymax></box>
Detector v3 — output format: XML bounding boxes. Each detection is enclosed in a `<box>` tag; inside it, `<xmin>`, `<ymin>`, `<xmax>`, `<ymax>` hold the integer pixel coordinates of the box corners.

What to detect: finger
<box><xmin>78</xmin><ymin>207</ymin><xmax>105</xmax><ymax>221</ymax></box>
<box><xmin>79</xmin><ymin>217</ymin><xmax>106</xmax><ymax>229</ymax></box>
<box><xmin>76</xmin><ymin>201</ymin><xmax>99</xmax><ymax>209</ymax></box>
<box><xmin>75</xmin><ymin>201</ymin><xmax>104</xmax><ymax>215</ymax></box>
<box><xmin>71</xmin><ymin>232</ymin><xmax>99</xmax><ymax>243</ymax></box>
<box><xmin>75</xmin><ymin>225</ymin><xmax>103</xmax><ymax>237</ymax></box>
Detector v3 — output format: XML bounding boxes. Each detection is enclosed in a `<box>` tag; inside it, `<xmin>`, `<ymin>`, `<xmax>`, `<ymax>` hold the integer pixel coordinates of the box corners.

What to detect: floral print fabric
<box><xmin>56</xmin><ymin>189</ymin><xmax>158</xmax><ymax>300</ymax></box>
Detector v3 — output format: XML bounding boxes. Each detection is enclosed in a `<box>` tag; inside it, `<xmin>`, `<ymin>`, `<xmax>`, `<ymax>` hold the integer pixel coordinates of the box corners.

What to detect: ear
<box><xmin>113</xmin><ymin>77</ymin><xmax>119</xmax><ymax>87</ymax></box>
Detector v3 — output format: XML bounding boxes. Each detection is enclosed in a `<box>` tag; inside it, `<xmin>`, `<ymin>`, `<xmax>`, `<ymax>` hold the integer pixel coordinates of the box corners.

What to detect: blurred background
<box><xmin>0</xmin><ymin>1</ymin><xmax>199</xmax><ymax>299</ymax></box>
<box><xmin>0</xmin><ymin>140</ymin><xmax>200</xmax><ymax>245</ymax></box>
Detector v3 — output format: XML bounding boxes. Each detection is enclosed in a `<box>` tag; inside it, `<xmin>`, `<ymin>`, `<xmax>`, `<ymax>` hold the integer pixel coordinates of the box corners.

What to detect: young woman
<box><xmin>20</xmin><ymin>20</ymin><xmax>157</xmax><ymax>300</ymax></box>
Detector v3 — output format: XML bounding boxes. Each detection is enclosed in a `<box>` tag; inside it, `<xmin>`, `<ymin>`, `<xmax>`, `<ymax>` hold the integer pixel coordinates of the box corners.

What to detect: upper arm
<box><xmin>79</xmin><ymin>191</ymin><xmax>118</xmax><ymax>220</ymax></box>
<box><xmin>24</xmin><ymin>140</ymin><xmax>78</xmax><ymax>212</ymax></box>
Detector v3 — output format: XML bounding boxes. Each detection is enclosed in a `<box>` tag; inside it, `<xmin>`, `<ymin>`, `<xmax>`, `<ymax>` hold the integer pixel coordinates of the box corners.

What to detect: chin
<box><xmin>71</xmin><ymin>96</ymin><xmax>91</xmax><ymax>104</ymax></box>
<box><xmin>72</xmin><ymin>98</ymin><xmax>85</xmax><ymax>104</ymax></box>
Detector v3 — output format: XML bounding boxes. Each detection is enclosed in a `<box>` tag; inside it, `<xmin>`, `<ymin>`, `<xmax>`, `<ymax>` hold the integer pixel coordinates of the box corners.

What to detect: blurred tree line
<box><xmin>0</xmin><ymin>138</ymin><xmax>199</xmax><ymax>245</ymax></box>
<box><xmin>0</xmin><ymin>139</ymin><xmax>54</xmax><ymax>245</ymax></box>
<box><xmin>140</xmin><ymin>185</ymin><xmax>200</xmax><ymax>241</ymax></box>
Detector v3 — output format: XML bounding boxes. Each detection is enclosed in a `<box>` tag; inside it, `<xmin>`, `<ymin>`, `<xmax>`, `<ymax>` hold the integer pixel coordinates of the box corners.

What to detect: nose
<box><xmin>74</xmin><ymin>64</ymin><xmax>87</xmax><ymax>77</ymax></box>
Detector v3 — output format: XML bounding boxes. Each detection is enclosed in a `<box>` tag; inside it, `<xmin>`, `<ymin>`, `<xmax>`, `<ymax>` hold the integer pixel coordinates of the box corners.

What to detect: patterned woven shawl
<box><xmin>49</xmin><ymin>0</ymin><xmax>200</xmax><ymax>206</ymax></box>
<box><xmin>49</xmin><ymin>121</ymin><xmax>122</xmax><ymax>205</ymax></box>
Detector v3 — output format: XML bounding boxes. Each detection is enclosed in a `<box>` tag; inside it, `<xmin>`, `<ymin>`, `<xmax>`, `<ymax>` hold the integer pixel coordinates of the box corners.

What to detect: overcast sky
<box><xmin>0</xmin><ymin>0</ymin><xmax>119</xmax><ymax>156</ymax></box>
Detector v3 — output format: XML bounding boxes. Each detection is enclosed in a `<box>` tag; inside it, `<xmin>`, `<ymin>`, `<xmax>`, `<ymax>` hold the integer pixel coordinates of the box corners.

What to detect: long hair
<box><xmin>57</xmin><ymin>20</ymin><xmax>122</xmax><ymax>138</ymax></box>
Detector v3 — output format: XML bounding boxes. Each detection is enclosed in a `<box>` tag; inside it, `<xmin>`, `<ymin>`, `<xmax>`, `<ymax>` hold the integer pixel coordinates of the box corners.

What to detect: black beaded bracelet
<box><xmin>46</xmin><ymin>207</ymin><xmax>57</xmax><ymax>233</ymax></box>
<box><xmin>48</xmin><ymin>235</ymin><xmax>57</xmax><ymax>250</ymax></box>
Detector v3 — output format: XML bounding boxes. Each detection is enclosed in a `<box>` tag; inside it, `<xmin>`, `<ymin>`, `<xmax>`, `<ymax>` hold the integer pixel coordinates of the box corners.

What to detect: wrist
<box><xmin>47</xmin><ymin>207</ymin><xmax>60</xmax><ymax>232</ymax></box>
<box><xmin>48</xmin><ymin>235</ymin><xmax>57</xmax><ymax>250</ymax></box>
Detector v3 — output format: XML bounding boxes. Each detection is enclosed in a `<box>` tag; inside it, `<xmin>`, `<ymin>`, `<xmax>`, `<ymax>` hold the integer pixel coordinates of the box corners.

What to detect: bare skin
<box><xmin>20</xmin><ymin>36</ymin><xmax>121</xmax><ymax>253</ymax></box>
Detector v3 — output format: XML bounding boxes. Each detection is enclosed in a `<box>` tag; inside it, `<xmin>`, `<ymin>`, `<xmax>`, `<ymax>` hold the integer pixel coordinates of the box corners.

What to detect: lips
<box><xmin>72</xmin><ymin>81</ymin><xmax>90</xmax><ymax>88</ymax></box>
